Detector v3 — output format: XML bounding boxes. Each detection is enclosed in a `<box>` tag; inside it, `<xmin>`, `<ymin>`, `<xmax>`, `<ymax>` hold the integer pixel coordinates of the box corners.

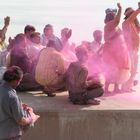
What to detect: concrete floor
<box><xmin>20</xmin><ymin>85</ymin><xmax>140</xmax><ymax>140</ymax></box>
<box><xmin>18</xmin><ymin>85</ymin><xmax>140</xmax><ymax>111</ymax></box>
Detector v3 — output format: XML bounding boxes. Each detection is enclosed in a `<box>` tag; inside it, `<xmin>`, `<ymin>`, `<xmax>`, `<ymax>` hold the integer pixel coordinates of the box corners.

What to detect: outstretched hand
<box><xmin>117</xmin><ymin>3</ymin><xmax>121</xmax><ymax>9</ymax></box>
<box><xmin>138</xmin><ymin>2</ymin><xmax>140</xmax><ymax>9</ymax></box>
<box><xmin>8</xmin><ymin>37</ymin><xmax>12</xmax><ymax>43</ymax></box>
<box><xmin>4</xmin><ymin>16</ymin><xmax>10</xmax><ymax>27</ymax></box>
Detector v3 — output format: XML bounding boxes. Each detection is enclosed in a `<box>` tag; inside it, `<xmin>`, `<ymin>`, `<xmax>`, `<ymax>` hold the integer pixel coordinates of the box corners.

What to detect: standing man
<box><xmin>0</xmin><ymin>66</ymin><xmax>36</xmax><ymax>140</ymax></box>
<box><xmin>122</xmin><ymin>2</ymin><xmax>140</xmax><ymax>92</ymax></box>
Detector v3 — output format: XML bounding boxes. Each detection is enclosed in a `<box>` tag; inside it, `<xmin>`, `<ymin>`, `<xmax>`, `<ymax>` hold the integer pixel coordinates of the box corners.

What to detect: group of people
<box><xmin>103</xmin><ymin>3</ymin><xmax>140</xmax><ymax>94</ymax></box>
<box><xmin>0</xmin><ymin>2</ymin><xmax>140</xmax><ymax>139</ymax></box>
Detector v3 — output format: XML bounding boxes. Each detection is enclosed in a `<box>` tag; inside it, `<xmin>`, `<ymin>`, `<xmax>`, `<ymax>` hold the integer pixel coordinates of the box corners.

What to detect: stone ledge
<box><xmin>19</xmin><ymin>86</ymin><xmax>140</xmax><ymax>140</ymax></box>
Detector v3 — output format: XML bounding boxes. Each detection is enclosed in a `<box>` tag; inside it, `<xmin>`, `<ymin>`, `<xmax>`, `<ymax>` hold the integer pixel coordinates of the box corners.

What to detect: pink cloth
<box><xmin>103</xmin><ymin>28</ymin><xmax>131</xmax><ymax>83</ymax></box>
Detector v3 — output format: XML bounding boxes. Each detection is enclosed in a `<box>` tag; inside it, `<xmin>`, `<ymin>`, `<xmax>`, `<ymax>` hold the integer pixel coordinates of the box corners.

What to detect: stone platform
<box><xmin>20</xmin><ymin>85</ymin><xmax>140</xmax><ymax>140</ymax></box>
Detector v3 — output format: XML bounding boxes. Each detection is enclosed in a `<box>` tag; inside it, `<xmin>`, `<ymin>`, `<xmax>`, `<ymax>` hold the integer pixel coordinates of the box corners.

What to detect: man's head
<box><xmin>24</xmin><ymin>25</ymin><xmax>36</xmax><ymax>39</ymax></box>
<box><xmin>124</xmin><ymin>7</ymin><xmax>134</xmax><ymax>20</ymax></box>
<box><xmin>30</xmin><ymin>32</ymin><xmax>41</xmax><ymax>44</ymax></box>
<box><xmin>61</xmin><ymin>27</ymin><xmax>72</xmax><ymax>40</ymax></box>
<box><xmin>43</xmin><ymin>24</ymin><xmax>53</xmax><ymax>37</ymax></box>
<box><xmin>3</xmin><ymin>66</ymin><xmax>23</xmax><ymax>88</ymax></box>
<box><xmin>93</xmin><ymin>30</ymin><xmax>102</xmax><ymax>42</ymax></box>
<box><xmin>47</xmin><ymin>39</ymin><xmax>56</xmax><ymax>49</ymax></box>
<box><xmin>14</xmin><ymin>33</ymin><xmax>26</xmax><ymax>48</ymax></box>
<box><xmin>104</xmin><ymin>8</ymin><xmax>117</xmax><ymax>24</ymax></box>
<box><xmin>75</xmin><ymin>46</ymin><xmax>88</xmax><ymax>63</ymax></box>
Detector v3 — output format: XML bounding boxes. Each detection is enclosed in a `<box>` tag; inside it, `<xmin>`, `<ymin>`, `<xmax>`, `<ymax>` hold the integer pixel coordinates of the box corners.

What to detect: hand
<box><xmin>138</xmin><ymin>2</ymin><xmax>140</xmax><ymax>9</ymax></box>
<box><xmin>22</xmin><ymin>103</ymin><xmax>28</xmax><ymax>109</ymax></box>
<box><xmin>8</xmin><ymin>37</ymin><xmax>12</xmax><ymax>43</ymax></box>
<box><xmin>4</xmin><ymin>16</ymin><xmax>10</xmax><ymax>27</ymax></box>
<box><xmin>117</xmin><ymin>3</ymin><xmax>121</xmax><ymax>9</ymax></box>
<box><xmin>22</xmin><ymin>103</ymin><xmax>33</xmax><ymax>112</ymax></box>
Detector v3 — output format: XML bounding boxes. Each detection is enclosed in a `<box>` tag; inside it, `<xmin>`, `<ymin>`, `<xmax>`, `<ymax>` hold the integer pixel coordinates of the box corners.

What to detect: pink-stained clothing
<box><xmin>89</xmin><ymin>40</ymin><xmax>102</xmax><ymax>54</ymax></box>
<box><xmin>121</xmin><ymin>9</ymin><xmax>140</xmax><ymax>90</ymax></box>
<box><xmin>41</xmin><ymin>34</ymin><xmax>63</xmax><ymax>51</ymax></box>
<box><xmin>27</xmin><ymin>43</ymin><xmax>45</xmax><ymax>63</ymax></box>
<box><xmin>60</xmin><ymin>39</ymin><xmax>77</xmax><ymax>68</ymax></box>
<box><xmin>41</xmin><ymin>34</ymin><xmax>49</xmax><ymax>46</ymax></box>
<box><xmin>103</xmin><ymin>27</ymin><xmax>131</xmax><ymax>84</ymax></box>
<box><xmin>122</xmin><ymin>17</ymin><xmax>140</xmax><ymax>52</ymax></box>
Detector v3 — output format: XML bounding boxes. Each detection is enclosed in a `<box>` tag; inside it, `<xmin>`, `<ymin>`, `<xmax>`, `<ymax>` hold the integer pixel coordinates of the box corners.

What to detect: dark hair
<box><xmin>30</xmin><ymin>32</ymin><xmax>40</xmax><ymax>39</ymax></box>
<box><xmin>75</xmin><ymin>46</ymin><xmax>87</xmax><ymax>56</ymax></box>
<box><xmin>93</xmin><ymin>30</ymin><xmax>102</xmax><ymax>37</ymax></box>
<box><xmin>3</xmin><ymin>66</ymin><xmax>23</xmax><ymax>82</ymax></box>
<box><xmin>124</xmin><ymin>7</ymin><xmax>134</xmax><ymax>20</ymax></box>
<box><xmin>47</xmin><ymin>40</ymin><xmax>56</xmax><ymax>47</ymax></box>
<box><xmin>14</xmin><ymin>33</ymin><xmax>25</xmax><ymax>44</ymax></box>
<box><xmin>104</xmin><ymin>13</ymin><xmax>115</xmax><ymax>24</ymax></box>
<box><xmin>44</xmin><ymin>24</ymin><xmax>53</xmax><ymax>33</ymax></box>
<box><xmin>105</xmin><ymin>8</ymin><xmax>117</xmax><ymax>14</ymax></box>
<box><xmin>61</xmin><ymin>28</ymin><xmax>72</xmax><ymax>39</ymax></box>
<box><xmin>124</xmin><ymin>7</ymin><xmax>140</xmax><ymax>32</ymax></box>
<box><xmin>45</xmin><ymin>24</ymin><xmax>53</xmax><ymax>29</ymax></box>
<box><xmin>24</xmin><ymin>25</ymin><xmax>36</xmax><ymax>34</ymax></box>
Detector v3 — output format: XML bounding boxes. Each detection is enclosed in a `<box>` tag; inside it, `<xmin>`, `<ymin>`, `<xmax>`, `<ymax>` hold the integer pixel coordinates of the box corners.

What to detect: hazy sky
<box><xmin>0</xmin><ymin>0</ymin><xmax>139</xmax><ymax>43</ymax></box>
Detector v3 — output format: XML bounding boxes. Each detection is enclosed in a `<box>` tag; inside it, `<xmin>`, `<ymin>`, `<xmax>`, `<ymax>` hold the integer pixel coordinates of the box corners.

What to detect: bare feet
<box><xmin>113</xmin><ymin>89</ymin><xmax>122</xmax><ymax>93</ymax></box>
<box><xmin>88</xmin><ymin>99</ymin><xmax>100</xmax><ymax>105</ymax></box>
<box><xmin>104</xmin><ymin>89</ymin><xmax>112</xmax><ymax>94</ymax></box>
<box><xmin>121</xmin><ymin>88</ymin><xmax>136</xmax><ymax>93</ymax></box>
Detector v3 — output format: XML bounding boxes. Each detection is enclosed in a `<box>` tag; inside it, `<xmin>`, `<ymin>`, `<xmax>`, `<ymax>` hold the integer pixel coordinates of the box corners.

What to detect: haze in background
<box><xmin>0</xmin><ymin>0</ymin><xmax>140</xmax><ymax>78</ymax></box>
<box><xmin>0</xmin><ymin>0</ymin><xmax>139</xmax><ymax>42</ymax></box>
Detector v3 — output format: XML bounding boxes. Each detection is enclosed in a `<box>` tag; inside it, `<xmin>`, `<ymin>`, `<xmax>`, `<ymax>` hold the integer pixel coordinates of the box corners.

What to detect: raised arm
<box><xmin>0</xmin><ymin>16</ymin><xmax>10</xmax><ymax>42</ymax></box>
<box><xmin>126</xmin><ymin>2</ymin><xmax>140</xmax><ymax>22</ymax></box>
<box><xmin>106</xmin><ymin>3</ymin><xmax>122</xmax><ymax>30</ymax></box>
<box><xmin>114</xmin><ymin>3</ymin><xmax>122</xmax><ymax>26</ymax></box>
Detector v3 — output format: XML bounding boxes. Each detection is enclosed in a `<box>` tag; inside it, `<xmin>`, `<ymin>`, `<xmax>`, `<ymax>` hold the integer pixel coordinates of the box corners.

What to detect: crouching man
<box><xmin>65</xmin><ymin>46</ymin><xmax>104</xmax><ymax>105</ymax></box>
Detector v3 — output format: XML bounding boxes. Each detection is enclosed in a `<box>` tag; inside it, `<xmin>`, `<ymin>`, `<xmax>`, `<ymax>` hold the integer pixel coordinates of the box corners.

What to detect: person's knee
<box><xmin>98</xmin><ymin>87</ymin><xmax>104</xmax><ymax>97</ymax></box>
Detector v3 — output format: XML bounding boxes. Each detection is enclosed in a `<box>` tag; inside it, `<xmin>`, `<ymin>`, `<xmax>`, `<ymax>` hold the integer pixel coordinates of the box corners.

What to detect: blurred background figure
<box><xmin>102</xmin><ymin>3</ymin><xmax>131</xmax><ymax>93</ymax></box>
<box><xmin>0</xmin><ymin>16</ymin><xmax>10</xmax><ymax>67</ymax></box>
<box><xmin>60</xmin><ymin>27</ymin><xmax>77</xmax><ymax>68</ymax></box>
<box><xmin>6</xmin><ymin>33</ymin><xmax>31</xmax><ymax>74</ymax></box>
<box><xmin>122</xmin><ymin>2</ymin><xmax>140</xmax><ymax>92</ymax></box>
<box><xmin>90</xmin><ymin>30</ymin><xmax>103</xmax><ymax>54</ymax></box>
<box><xmin>41</xmin><ymin>24</ymin><xmax>63</xmax><ymax>51</ymax></box>
<box><xmin>87</xmin><ymin>30</ymin><xmax>104</xmax><ymax>77</ymax></box>
<box><xmin>27</xmin><ymin>32</ymin><xmax>45</xmax><ymax>72</ymax></box>
<box><xmin>24</xmin><ymin>25</ymin><xmax>36</xmax><ymax>46</ymax></box>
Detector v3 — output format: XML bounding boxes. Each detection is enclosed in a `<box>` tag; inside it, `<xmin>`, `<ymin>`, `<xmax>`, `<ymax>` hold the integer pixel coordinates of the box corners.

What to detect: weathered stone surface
<box><xmin>20</xmin><ymin>85</ymin><xmax>140</xmax><ymax>140</ymax></box>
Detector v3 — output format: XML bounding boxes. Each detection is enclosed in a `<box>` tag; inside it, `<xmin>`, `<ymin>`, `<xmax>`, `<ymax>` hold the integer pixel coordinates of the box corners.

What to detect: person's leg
<box><xmin>87</xmin><ymin>99</ymin><xmax>100</xmax><ymax>105</ymax></box>
<box><xmin>85</xmin><ymin>87</ymin><xmax>103</xmax><ymax>105</ymax></box>
<box><xmin>12</xmin><ymin>136</ymin><xmax>22</xmax><ymax>140</ymax></box>
<box><xmin>43</xmin><ymin>86</ymin><xmax>56</xmax><ymax>97</ymax></box>
<box><xmin>121</xmin><ymin>51</ymin><xmax>136</xmax><ymax>91</ymax></box>
<box><xmin>87</xmin><ymin>87</ymin><xmax>104</xmax><ymax>99</ymax></box>
<box><xmin>113</xmin><ymin>83</ymin><xmax>121</xmax><ymax>93</ymax></box>
<box><xmin>16</xmin><ymin>73</ymin><xmax>43</xmax><ymax>91</ymax></box>
<box><xmin>104</xmin><ymin>81</ymin><xmax>110</xmax><ymax>93</ymax></box>
<box><xmin>133</xmin><ymin>52</ymin><xmax>139</xmax><ymax>82</ymax></box>
<box><xmin>43</xmin><ymin>74</ymin><xmax>66</xmax><ymax>97</ymax></box>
